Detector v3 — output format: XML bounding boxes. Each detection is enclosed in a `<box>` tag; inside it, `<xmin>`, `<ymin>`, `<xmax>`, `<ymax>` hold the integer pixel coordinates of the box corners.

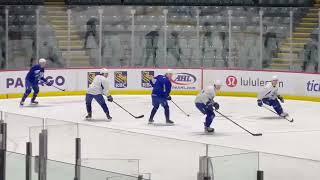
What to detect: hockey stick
<box><xmin>170</xmin><ymin>100</ymin><xmax>190</xmax><ymax>117</ymax></box>
<box><xmin>113</xmin><ymin>101</ymin><xmax>144</xmax><ymax>119</ymax></box>
<box><xmin>215</xmin><ymin>110</ymin><xmax>262</xmax><ymax>136</ymax></box>
<box><xmin>51</xmin><ymin>84</ymin><xmax>66</xmax><ymax>92</ymax></box>
<box><xmin>262</xmin><ymin>106</ymin><xmax>294</xmax><ymax>123</ymax></box>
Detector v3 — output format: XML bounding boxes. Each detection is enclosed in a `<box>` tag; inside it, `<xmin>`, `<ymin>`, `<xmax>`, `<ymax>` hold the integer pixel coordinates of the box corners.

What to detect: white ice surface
<box><xmin>1</xmin><ymin>95</ymin><xmax>320</xmax><ymax>180</ymax></box>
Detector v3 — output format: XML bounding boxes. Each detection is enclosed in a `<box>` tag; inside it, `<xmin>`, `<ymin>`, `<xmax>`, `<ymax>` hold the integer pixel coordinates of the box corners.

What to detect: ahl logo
<box><xmin>171</xmin><ymin>73</ymin><xmax>196</xmax><ymax>85</ymax></box>
<box><xmin>226</xmin><ymin>75</ymin><xmax>237</xmax><ymax>87</ymax></box>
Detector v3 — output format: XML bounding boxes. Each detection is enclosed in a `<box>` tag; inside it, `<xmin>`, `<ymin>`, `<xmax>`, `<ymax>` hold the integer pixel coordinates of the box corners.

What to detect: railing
<box><xmin>0</xmin><ymin>5</ymin><xmax>319</xmax><ymax>73</ymax></box>
<box><xmin>1</xmin><ymin>110</ymin><xmax>320</xmax><ymax>180</ymax></box>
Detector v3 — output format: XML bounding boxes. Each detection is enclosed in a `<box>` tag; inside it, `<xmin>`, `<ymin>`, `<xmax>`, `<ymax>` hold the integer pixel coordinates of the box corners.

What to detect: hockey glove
<box><xmin>213</xmin><ymin>102</ymin><xmax>220</xmax><ymax>110</ymax></box>
<box><xmin>107</xmin><ymin>95</ymin><xmax>113</xmax><ymax>102</ymax></box>
<box><xmin>278</xmin><ymin>95</ymin><xmax>284</xmax><ymax>103</ymax></box>
<box><xmin>167</xmin><ymin>96</ymin><xmax>172</xmax><ymax>101</ymax></box>
<box><xmin>206</xmin><ymin>99</ymin><xmax>214</xmax><ymax>107</ymax></box>
<box><xmin>257</xmin><ymin>99</ymin><xmax>263</xmax><ymax>107</ymax></box>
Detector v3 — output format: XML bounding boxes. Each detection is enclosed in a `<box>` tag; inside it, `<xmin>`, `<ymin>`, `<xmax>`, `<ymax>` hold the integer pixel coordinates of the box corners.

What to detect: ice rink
<box><xmin>1</xmin><ymin>95</ymin><xmax>320</xmax><ymax>179</ymax></box>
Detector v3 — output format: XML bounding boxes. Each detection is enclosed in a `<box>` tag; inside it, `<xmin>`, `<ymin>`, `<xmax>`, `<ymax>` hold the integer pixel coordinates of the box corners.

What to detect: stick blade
<box><xmin>253</xmin><ymin>133</ymin><xmax>263</xmax><ymax>136</ymax></box>
<box><xmin>135</xmin><ymin>115</ymin><xmax>145</xmax><ymax>119</ymax></box>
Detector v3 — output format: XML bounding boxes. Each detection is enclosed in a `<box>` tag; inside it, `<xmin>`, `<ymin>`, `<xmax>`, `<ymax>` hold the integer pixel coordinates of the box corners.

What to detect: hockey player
<box><xmin>195</xmin><ymin>80</ymin><xmax>222</xmax><ymax>133</ymax></box>
<box><xmin>148</xmin><ymin>69</ymin><xmax>174</xmax><ymax>124</ymax></box>
<box><xmin>85</xmin><ymin>68</ymin><xmax>113</xmax><ymax>121</ymax></box>
<box><xmin>20</xmin><ymin>58</ymin><xmax>48</xmax><ymax>106</ymax></box>
<box><xmin>257</xmin><ymin>76</ymin><xmax>288</xmax><ymax>117</ymax></box>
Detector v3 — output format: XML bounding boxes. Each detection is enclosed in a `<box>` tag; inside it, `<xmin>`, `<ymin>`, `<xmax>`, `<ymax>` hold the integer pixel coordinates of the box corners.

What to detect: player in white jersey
<box><xmin>195</xmin><ymin>80</ymin><xmax>222</xmax><ymax>133</ymax></box>
<box><xmin>85</xmin><ymin>68</ymin><xmax>113</xmax><ymax>120</ymax></box>
<box><xmin>257</xmin><ymin>76</ymin><xmax>288</xmax><ymax>117</ymax></box>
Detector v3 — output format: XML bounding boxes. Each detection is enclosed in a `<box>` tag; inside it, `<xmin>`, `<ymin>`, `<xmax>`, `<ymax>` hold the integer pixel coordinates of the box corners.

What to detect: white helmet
<box><xmin>100</xmin><ymin>68</ymin><xmax>109</xmax><ymax>74</ymax></box>
<box><xmin>165</xmin><ymin>69</ymin><xmax>173</xmax><ymax>77</ymax></box>
<box><xmin>214</xmin><ymin>80</ymin><xmax>222</xmax><ymax>86</ymax></box>
<box><xmin>272</xmin><ymin>75</ymin><xmax>278</xmax><ymax>81</ymax></box>
<box><xmin>205</xmin><ymin>85</ymin><xmax>215</xmax><ymax>95</ymax></box>
<box><xmin>39</xmin><ymin>58</ymin><xmax>46</xmax><ymax>64</ymax></box>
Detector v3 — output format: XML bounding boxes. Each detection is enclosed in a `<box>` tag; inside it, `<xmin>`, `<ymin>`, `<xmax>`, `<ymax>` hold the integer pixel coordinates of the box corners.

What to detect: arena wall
<box><xmin>0</xmin><ymin>68</ymin><xmax>319</xmax><ymax>102</ymax></box>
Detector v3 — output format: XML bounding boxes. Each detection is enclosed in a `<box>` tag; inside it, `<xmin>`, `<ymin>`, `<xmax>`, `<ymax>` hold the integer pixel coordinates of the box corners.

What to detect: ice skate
<box><xmin>30</xmin><ymin>100</ymin><xmax>38</xmax><ymax>105</ymax></box>
<box><xmin>85</xmin><ymin>113</ymin><xmax>92</xmax><ymax>120</ymax></box>
<box><xmin>205</xmin><ymin>127</ymin><xmax>215</xmax><ymax>133</ymax></box>
<box><xmin>166</xmin><ymin>119</ymin><xmax>174</xmax><ymax>124</ymax></box>
<box><xmin>106</xmin><ymin>114</ymin><xmax>112</xmax><ymax>121</ymax></box>
<box><xmin>280</xmin><ymin>112</ymin><xmax>288</xmax><ymax>117</ymax></box>
<box><xmin>148</xmin><ymin>119</ymin><xmax>154</xmax><ymax>124</ymax></box>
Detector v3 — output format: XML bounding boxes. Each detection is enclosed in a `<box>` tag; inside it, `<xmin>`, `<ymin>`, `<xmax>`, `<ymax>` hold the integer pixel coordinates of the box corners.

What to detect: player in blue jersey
<box><xmin>148</xmin><ymin>69</ymin><xmax>174</xmax><ymax>124</ymax></box>
<box><xmin>20</xmin><ymin>58</ymin><xmax>48</xmax><ymax>106</ymax></box>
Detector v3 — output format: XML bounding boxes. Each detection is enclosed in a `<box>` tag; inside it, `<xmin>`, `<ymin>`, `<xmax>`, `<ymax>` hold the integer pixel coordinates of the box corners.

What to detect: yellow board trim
<box><xmin>1</xmin><ymin>90</ymin><xmax>320</xmax><ymax>102</ymax></box>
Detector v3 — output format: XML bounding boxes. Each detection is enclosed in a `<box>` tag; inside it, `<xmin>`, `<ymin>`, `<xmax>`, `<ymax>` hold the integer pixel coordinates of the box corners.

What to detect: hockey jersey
<box><xmin>150</xmin><ymin>75</ymin><xmax>172</xmax><ymax>98</ymax></box>
<box><xmin>258</xmin><ymin>82</ymin><xmax>279</xmax><ymax>100</ymax></box>
<box><xmin>87</xmin><ymin>75</ymin><xmax>110</xmax><ymax>96</ymax></box>
<box><xmin>195</xmin><ymin>88</ymin><xmax>216</xmax><ymax>104</ymax></box>
<box><xmin>26</xmin><ymin>64</ymin><xmax>46</xmax><ymax>84</ymax></box>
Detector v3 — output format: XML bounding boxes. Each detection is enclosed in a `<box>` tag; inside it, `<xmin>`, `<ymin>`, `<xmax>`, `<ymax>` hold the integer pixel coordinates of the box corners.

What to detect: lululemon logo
<box><xmin>226</xmin><ymin>76</ymin><xmax>237</xmax><ymax>87</ymax></box>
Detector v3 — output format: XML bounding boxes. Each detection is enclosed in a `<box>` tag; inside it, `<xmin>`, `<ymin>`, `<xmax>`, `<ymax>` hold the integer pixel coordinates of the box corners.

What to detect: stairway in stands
<box><xmin>270</xmin><ymin>2</ymin><xmax>319</xmax><ymax>70</ymax></box>
<box><xmin>44</xmin><ymin>0</ymin><xmax>90</xmax><ymax>67</ymax></box>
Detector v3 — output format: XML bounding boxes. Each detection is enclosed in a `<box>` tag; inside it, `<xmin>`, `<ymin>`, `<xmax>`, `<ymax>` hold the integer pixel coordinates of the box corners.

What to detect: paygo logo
<box><xmin>6</xmin><ymin>76</ymin><xmax>65</xmax><ymax>88</ymax></box>
<box><xmin>226</xmin><ymin>76</ymin><xmax>237</xmax><ymax>87</ymax></box>
<box><xmin>170</xmin><ymin>73</ymin><xmax>196</xmax><ymax>85</ymax></box>
<box><xmin>307</xmin><ymin>80</ymin><xmax>320</xmax><ymax>92</ymax></box>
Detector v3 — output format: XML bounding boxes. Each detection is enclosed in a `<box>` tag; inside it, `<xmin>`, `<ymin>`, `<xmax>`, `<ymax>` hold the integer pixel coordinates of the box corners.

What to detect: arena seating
<box><xmin>0</xmin><ymin>0</ymin><xmax>317</xmax><ymax>71</ymax></box>
<box><xmin>0</xmin><ymin>0</ymin><xmax>43</xmax><ymax>5</ymax></box>
<box><xmin>65</xmin><ymin>0</ymin><xmax>312</xmax><ymax>6</ymax></box>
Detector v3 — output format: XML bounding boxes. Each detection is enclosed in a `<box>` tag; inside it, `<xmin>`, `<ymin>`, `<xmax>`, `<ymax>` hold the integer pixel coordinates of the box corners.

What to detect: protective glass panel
<box><xmin>70</xmin><ymin>6</ymin><xmax>99</xmax><ymax>67</ymax></box>
<box><xmin>259</xmin><ymin>153</ymin><xmax>320</xmax><ymax>180</ymax></box>
<box><xmin>7</xmin><ymin>5</ymin><xmax>36</xmax><ymax>69</ymax></box>
<box><xmin>81</xmin><ymin>158</ymin><xmax>140</xmax><ymax>177</ymax></box>
<box><xmin>210</xmin><ymin>152</ymin><xmax>259</xmax><ymax>180</ymax></box>
<box><xmin>293</xmin><ymin>7</ymin><xmax>319</xmax><ymax>73</ymax></box>
<box><xmin>6</xmin><ymin>151</ymin><xmax>26</xmax><ymax>180</ymax></box>
<box><xmin>81</xmin><ymin>165</ymin><xmax>138</xmax><ymax>180</ymax></box>
<box><xmin>47</xmin><ymin>159</ymin><xmax>74</xmax><ymax>180</ymax></box>
<box><xmin>102</xmin><ymin>6</ymin><xmax>132</xmax><ymax>67</ymax></box>
<box><xmin>166</xmin><ymin>6</ymin><xmax>197</xmax><ymax>68</ymax></box>
<box><xmin>29</xmin><ymin>121</ymin><xmax>77</xmax><ymax>163</ymax></box>
<box><xmin>231</xmin><ymin>7</ymin><xmax>260</xmax><ymax>69</ymax></box>
<box><xmin>38</xmin><ymin>6</ymin><xmax>65</xmax><ymax>68</ymax></box>
<box><xmin>78</xmin><ymin>124</ymin><xmax>206</xmax><ymax>180</ymax></box>
<box><xmin>199</xmin><ymin>6</ymin><xmax>228</xmax><ymax>68</ymax></box>
<box><xmin>262</xmin><ymin>7</ymin><xmax>290</xmax><ymax>70</ymax></box>
<box><xmin>0</xmin><ymin>6</ymin><xmax>5</xmax><ymax>69</ymax></box>
<box><xmin>207</xmin><ymin>144</ymin><xmax>253</xmax><ymax>157</ymax></box>
<box><xmin>134</xmin><ymin>6</ymin><xmax>165</xmax><ymax>67</ymax></box>
<box><xmin>4</xmin><ymin>112</ymin><xmax>43</xmax><ymax>153</ymax></box>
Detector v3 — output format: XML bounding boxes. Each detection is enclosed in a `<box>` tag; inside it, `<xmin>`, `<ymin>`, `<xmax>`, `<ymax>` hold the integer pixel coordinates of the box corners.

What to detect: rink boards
<box><xmin>0</xmin><ymin>68</ymin><xmax>319</xmax><ymax>101</ymax></box>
